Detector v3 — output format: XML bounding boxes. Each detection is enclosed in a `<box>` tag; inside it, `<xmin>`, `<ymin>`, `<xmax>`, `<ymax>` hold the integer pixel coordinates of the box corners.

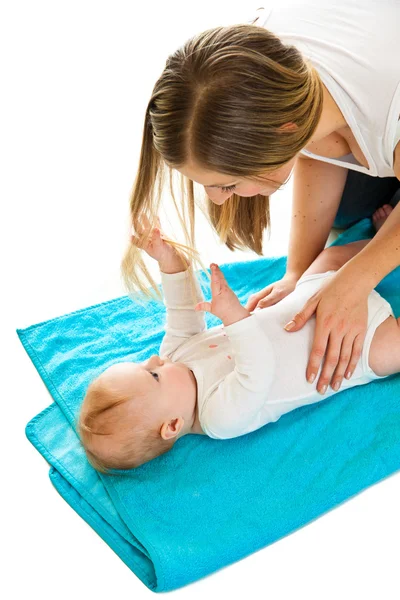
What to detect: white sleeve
<box><xmin>159</xmin><ymin>270</ymin><xmax>206</xmax><ymax>358</ymax></box>
<box><xmin>200</xmin><ymin>314</ymin><xmax>276</xmax><ymax>439</ymax></box>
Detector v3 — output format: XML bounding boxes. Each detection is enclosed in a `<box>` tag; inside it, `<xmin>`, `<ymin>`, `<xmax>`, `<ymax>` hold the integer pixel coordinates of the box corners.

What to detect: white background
<box><xmin>3</xmin><ymin>1</ymin><xmax>400</xmax><ymax>598</ymax></box>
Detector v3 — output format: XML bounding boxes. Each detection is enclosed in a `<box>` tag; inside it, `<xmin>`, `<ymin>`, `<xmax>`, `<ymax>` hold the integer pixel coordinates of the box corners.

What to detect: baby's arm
<box><xmin>200</xmin><ymin>314</ymin><xmax>276</xmax><ymax>439</ymax></box>
<box><xmin>159</xmin><ymin>266</ymin><xmax>207</xmax><ymax>357</ymax></box>
<box><xmin>133</xmin><ymin>219</ymin><xmax>207</xmax><ymax>356</ymax></box>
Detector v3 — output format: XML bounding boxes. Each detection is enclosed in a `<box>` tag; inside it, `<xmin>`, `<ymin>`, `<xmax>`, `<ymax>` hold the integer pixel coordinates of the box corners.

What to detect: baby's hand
<box><xmin>195</xmin><ymin>264</ymin><xmax>250</xmax><ymax>327</ymax></box>
<box><xmin>131</xmin><ymin>214</ymin><xmax>180</xmax><ymax>266</ymax></box>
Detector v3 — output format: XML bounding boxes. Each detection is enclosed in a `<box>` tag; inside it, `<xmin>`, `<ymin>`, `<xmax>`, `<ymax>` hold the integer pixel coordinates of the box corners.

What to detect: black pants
<box><xmin>334</xmin><ymin>169</ymin><xmax>400</xmax><ymax>229</ymax></box>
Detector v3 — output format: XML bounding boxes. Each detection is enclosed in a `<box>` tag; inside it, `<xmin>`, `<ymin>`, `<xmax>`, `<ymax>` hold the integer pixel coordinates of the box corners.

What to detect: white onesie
<box><xmin>159</xmin><ymin>269</ymin><xmax>394</xmax><ymax>440</ymax></box>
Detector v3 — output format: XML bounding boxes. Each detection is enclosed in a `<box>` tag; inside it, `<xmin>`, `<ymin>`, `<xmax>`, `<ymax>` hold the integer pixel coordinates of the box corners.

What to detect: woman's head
<box><xmin>177</xmin><ymin>155</ymin><xmax>297</xmax><ymax>205</ymax></box>
<box><xmin>77</xmin><ymin>356</ymin><xmax>196</xmax><ymax>473</ymax></box>
<box><xmin>121</xmin><ymin>22</ymin><xmax>323</xmax><ymax>303</ymax></box>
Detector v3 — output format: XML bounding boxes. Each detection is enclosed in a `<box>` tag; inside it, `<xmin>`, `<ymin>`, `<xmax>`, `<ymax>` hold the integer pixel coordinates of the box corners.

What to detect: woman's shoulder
<box><xmin>303</xmin><ymin>131</ymin><xmax>351</xmax><ymax>161</ymax></box>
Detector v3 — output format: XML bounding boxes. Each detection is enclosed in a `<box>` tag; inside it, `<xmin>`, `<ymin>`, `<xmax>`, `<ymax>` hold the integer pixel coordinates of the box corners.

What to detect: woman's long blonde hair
<box><xmin>121</xmin><ymin>21</ymin><xmax>323</xmax><ymax>304</ymax></box>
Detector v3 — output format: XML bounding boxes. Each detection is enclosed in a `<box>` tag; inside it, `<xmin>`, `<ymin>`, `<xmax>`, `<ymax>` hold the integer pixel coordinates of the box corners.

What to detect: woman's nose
<box><xmin>205</xmin><ymin>189</ymin><xmax>233</xmax><ymax>205</ymax></box>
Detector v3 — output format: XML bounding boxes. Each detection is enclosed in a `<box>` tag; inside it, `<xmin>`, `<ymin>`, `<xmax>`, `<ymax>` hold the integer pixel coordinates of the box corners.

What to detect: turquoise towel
<box><xmin>19</xmin><ymin>218</ymin><xmax>400</xmax><ymax>592</ymax></box>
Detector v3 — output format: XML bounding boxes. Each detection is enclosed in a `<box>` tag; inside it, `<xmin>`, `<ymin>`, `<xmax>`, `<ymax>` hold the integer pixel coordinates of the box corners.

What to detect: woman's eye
<box><xmin>150</xmin><ymin>371</ymin><xmax>159</xmax><ymax>381</ymax></box>
<box><xmin>220</xmin><ymin>184</ymin><xmax>236</xmax><ymax>193</ymax></box>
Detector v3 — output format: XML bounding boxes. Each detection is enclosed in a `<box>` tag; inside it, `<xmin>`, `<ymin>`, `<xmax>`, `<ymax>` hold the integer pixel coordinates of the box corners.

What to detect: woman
<box><xmin>122</xmin><ymin>0</ymin><xmax>400</xmax><ymax>396</ymax></box>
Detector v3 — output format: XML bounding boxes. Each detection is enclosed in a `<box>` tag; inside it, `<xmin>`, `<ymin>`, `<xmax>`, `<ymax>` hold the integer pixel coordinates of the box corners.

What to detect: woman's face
<box><xmin>177</xmin><ymin>156</ymin><xmax>297</xmax><ymax>205</ymax></box>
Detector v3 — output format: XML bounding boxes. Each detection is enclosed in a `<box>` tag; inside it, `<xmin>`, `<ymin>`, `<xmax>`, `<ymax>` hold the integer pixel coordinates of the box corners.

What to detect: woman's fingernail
<box><xmin>308</xmin><ymin>373</ymin><xmax>315</xmax><ymax>383</ymax></box>
<box><xmin>345</xmin><ymin>371</ymin><xmax>352</xmax><ymax>379</ymax></box>
<box><xmin>319</xmin><ymin>385</ymin><xmax>327</xmax><ymax>395</ymax></box>
<box><xmin>284</xmin><ymin>321</ymin><xmax>295</xmax><ymax>331</ymax></box>
<box><xmin>332</xmin><ymin>381</ymin><xmax>340</xmax><ymax>391</ymax></box>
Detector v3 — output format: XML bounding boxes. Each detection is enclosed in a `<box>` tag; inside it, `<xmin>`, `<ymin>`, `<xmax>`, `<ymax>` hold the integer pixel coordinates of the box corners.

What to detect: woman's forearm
<box><xmin>337</xmin><ymin>197</ymin><xmax>400</xmax><ymax>291</ymax></box>
<box><xmin>286</xmin><ymin>156</ymin><xmax>349</xmax><ymax>278</ymax></box>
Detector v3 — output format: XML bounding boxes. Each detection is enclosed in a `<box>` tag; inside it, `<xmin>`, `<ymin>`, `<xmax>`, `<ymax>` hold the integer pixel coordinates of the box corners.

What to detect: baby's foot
<box><xmin>372</xmin><ymin>204</ymin><xmax>393</xmax><ymax>232</ymax></box>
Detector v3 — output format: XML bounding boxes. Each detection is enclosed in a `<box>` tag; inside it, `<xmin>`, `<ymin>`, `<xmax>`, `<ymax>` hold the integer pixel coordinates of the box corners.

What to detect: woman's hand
<box><xmin>131</xmin><ymin>214</ymin><xmax>185</xmax><ymax>270</ymax></box>
<box><xmin>195</xmin><ymin>263</ymin><xmax>250</xmax><ymax>327</ymax></box>
<box><xmin>245</xmin><ymin>272</ymin><xmax>299</xmax><ymax>311</ymax></box>
<box><xmin>284</xmin><ymin>272</ymin><xmax>369</xmax><ymax>393</ymax></box>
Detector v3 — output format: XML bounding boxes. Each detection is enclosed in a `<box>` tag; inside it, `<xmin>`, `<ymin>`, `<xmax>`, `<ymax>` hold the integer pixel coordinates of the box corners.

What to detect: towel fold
<box><xmin>19</xmin><ymin>218</ymin><xmax>400</xmax><ymax>592</ymax></box>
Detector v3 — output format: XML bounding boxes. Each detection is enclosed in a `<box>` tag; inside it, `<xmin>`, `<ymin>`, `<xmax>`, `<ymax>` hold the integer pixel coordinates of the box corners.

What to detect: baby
<box><xmin>78</xmin><ymin>214</ymin><xmax>399</xmax><ymax>474</ymax></box>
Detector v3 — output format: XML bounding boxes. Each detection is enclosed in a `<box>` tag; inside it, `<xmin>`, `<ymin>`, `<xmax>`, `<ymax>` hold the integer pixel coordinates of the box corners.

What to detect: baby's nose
<box><xmin>151</xmin><ymin>354</ymin><xmax>164</xmax><ymax>365</ymax></box>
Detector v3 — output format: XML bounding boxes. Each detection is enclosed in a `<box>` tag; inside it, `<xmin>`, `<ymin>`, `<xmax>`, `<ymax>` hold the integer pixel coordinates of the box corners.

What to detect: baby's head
<box><xmin>77</xmin><ymin>355</ymin><xmax>197</xmax><ymax>473</ymax></box>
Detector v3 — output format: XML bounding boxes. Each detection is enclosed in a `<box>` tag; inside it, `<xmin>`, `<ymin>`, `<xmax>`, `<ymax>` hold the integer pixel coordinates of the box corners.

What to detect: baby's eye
<box><xmin>150</xmin><ymin>371</ymin><xmax>159</xmax><ymax>381</ymax></box>
<box><xmin>220</xmin><ymin>184</ymin><xmax>236</xmax><ymax>193</ymax></box>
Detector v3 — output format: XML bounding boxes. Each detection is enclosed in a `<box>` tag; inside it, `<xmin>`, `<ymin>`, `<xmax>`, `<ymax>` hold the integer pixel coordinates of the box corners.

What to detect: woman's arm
<box><xmin>286</xmin><ymin>155</ymin><xmax>349</xmax><ymax>278</ymax></box>
<box><xmin>285</xmin><ymin>175</ymin><xmax>400</xmax><ymax>394</ymax></box>
<box><xmin>246</xmin><ymin>155</ymin><xmax>349</xmax><ymax>311</ymax></box>
<box><xmin>335</xmin><ymin>198</ymin><xmax>400</xmax><ymax>291</ymax></box>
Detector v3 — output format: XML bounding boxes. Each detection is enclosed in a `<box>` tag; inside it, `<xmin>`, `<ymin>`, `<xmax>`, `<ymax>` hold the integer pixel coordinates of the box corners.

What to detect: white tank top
<box><xmin>245</xmin><ymin>0</ymin><xmax>400</xmax><ymax>177</ymax></box>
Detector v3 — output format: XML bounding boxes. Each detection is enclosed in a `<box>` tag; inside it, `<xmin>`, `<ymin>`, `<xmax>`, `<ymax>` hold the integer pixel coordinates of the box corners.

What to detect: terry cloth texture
<box><xmin>19</xmin><ymin>218</ymin><xmax>400</xmax><ymax>592</ymax></box>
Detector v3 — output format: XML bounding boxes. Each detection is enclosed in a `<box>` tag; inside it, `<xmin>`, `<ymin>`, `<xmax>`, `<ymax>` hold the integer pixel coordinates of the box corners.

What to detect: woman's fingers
<box><xmin>284</xmin><ymin>297</ymin><xmax>318</xmax><ymax>332</ymax></box>
<box><xmin>309</xmin><ymin>324</ymin><xmax>365</xmax><ymax>392</ymax></box>
<box><xmin>309</xmin><ymin>328</ymin><xmax>364</xmax><ymax>393</ymax></box>
<box><xmin>330</xmin><ymin>334</ymin><xmax>354</xmax><ymax>390</ymax></box>
<box><xmin>246</xmin><ymin>286</ymin><xmax>273</xmax><ymax>311</ymax></box>
<box><xmin>305</xmin><ymin>319</ymin><xmax>330</xmax><ymax>387</ymax></box>
<box><xmin>314</xmin><ymin>332</ymin><xmax>344</xmax><ymax>394</ymax></box>
<box><xmin>344</xmin><ymin>333</ymin><xmax>365</xmax><ymax>380</ymax></box>
<box><xmin>253</xmin><ymin>290</ymin><xmax>286</xmax><ymax>310</ymax></box>
<box><xmin>314</xmin><ymin>331</ymin><xmax>364</xmax><ymax>393</ymax></box>
<box><xmin>245</xmin><ymin>296</ymin><xmax>257</xmax><ymax>312</ymax></box>
<box><xmin>246</xmin><ymin>292</ymin><xmax>263</xmax><ymax>312</ymax></box>
<box><xmin>256</xmin><ymin>289</ymin><xmax>276</xmax><ymax>309</ymax></box>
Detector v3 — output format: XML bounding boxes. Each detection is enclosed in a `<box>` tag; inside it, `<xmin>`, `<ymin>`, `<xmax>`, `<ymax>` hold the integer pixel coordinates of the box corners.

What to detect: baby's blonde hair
<box><xmin>77</xmin><ymin>371</ymin><xmax>175</xmax><ymax>474</ymax></box>
<box><xmin>121</xmin><ymin>22</ymin><xmax>323</xmax><ymax>306</ymax></box>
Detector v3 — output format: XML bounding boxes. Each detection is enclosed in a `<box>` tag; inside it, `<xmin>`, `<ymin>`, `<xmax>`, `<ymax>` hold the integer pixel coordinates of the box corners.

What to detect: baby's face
<box><xmin>102</xmin><ymin>355</ymin><xmax>197</xmax><ymax>425</ymax></box>
<box><xmin>80</xmin><ymin>355</ymin><xmax>198</xmax><ymax>469</ymax></box>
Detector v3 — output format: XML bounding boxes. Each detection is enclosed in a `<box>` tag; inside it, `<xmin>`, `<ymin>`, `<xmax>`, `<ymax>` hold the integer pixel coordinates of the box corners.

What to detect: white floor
<box><xmin>4</xmin><ymin>2</ymin><xmax>399</xmax><ymax>599</ymax></box>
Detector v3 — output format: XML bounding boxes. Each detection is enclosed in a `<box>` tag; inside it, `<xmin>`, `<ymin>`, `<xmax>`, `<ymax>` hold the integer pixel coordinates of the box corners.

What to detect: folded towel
<box><xmin>19</xmin><ymin>218</ymin><xmax>400</xmax><ymax>592</ymax></box>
